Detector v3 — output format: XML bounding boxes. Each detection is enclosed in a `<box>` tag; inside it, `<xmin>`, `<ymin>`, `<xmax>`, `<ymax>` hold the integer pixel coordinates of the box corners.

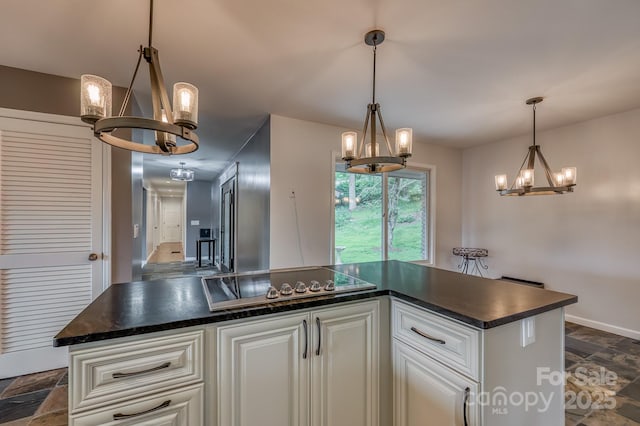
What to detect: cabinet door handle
<box><xmin>463</xmin><ymin>387</ymin><xmax>470</xmax><ymax>426</ymax></box>
<box><xmin>113</xmin><ymin>399</ymin><xmax>171</xmax><ymax>420</ymax></box>
<box><xmin>302</xmin><ymin>319</ymin><xmax>308</xmax><ymax>359</ymax></box>
<box><xmin>112</xmin><ymin>361</ymin><xmax>171</xmax><ymax>379</ymax></box>
<box><xmin>410</xmin><ymin>326</ymin><xmax>446</xmax><ymax>345</ymax></box>
<box><xmin>315</xmin><ymin>317</ymin><xmax>321</xmax><ymax>356</ymax></box>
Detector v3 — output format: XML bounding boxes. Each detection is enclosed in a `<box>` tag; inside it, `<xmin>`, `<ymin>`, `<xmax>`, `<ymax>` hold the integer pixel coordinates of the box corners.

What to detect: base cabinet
<box><xmin>216</xmin><ymin>300</ymin><xmax>380</xmax><ymax>426</ymax></box>
<box><xmin>393</xmin><ymin>341</ymin><xmax>477</xmax><ymax>426</ymax></box>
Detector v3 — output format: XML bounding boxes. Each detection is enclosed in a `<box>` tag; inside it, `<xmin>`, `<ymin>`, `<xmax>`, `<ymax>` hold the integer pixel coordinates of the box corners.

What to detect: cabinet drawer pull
<box><xmin>113</xmin><ymin>399</ymin><xmax>171</xmax><ymax>420</ymax></box>
<box><xmin>463</xmin><ymin>387</ymin><xmax>470</xmax><ymax>426</ymax></box>
<box><xmin>410</xmin><ymin>326</ymin><xmax>446</xmax><ymax>345</ymax></box>
<box><xmin>303</xmin><ymin>319</ymin><xmax>308</xmax><ymax>359</ymax></box>
<box><xmin>112</xmin><ymin>361</ymin><xmax>171</xmax><ymax>379</ymax></box>
<box><xmin>315</xmin><ymin>317</ymin><xmax>321</xmax><ymax>356</ymax></box>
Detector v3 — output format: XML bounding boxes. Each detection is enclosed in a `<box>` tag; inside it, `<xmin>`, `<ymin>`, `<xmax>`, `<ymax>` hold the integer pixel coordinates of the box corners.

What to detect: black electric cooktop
<box><xmin>201</xmin><ymin>267</ymin><xmax>376</xmax><ymax>312</ymax></box>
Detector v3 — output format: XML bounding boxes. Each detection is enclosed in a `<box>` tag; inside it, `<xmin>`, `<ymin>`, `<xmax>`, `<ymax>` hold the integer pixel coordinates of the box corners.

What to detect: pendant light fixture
<box><xmin>341</xmin><ymin>30</ymin><xmax>413</xmax><ymax>174</ymax></box>
<box><xmin>170</xmin><ymin>162</ymin><xmax>195</xmax><ymax>181</ymax></box>
<box><xmin>495</xmin><ymin>97</ymin><xmax>576</xmax><ymax>196</ymax></box>
<box><xmin>80</xmin><ymin>0</ymin><xmax>199</xmax><ymax>155</ymax></box>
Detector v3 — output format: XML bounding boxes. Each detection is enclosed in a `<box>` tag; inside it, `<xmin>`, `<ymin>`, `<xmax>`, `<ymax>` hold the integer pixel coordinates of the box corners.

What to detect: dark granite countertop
<box><xmin>54</xmin><ymin>260</ymin><xmax>577</xmax><ymax>346</ymax></box>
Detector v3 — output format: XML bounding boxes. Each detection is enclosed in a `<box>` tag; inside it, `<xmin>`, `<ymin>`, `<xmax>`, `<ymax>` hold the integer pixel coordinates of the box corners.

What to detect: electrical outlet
<box><xmin>521</xmin><ymin>317</ymin><xmax>536</xmax><ymax>347</ymax></box>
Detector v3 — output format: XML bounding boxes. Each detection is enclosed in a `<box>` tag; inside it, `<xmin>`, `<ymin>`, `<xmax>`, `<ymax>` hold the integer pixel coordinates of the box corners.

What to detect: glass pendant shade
<box><xmin>553</xmin><ymin>172</ymin><xmax>565</xmax><ymax>186</ymax></box>
<box><xmin>495</xmin><ymin>174</ymin><xmax>508</xmax><ymax>191</ymax></box>
<box><xmin>365</xmin><ymin>142</ymin><xmax>380</xmax><ymax>157</ymax></box>
<box><xmin>395</xmin><ymin>128</ymin><xmax>413</xmax><ymax>157</ymax></box>
<box><xmin>341</xmin><ymin>131</ymin><xmax>357</xmax><ymax>160</ymax></box>
<box><xmin>520</xmin><ymin>169</ymin><xmax>534</xmax><ymax>187</ymax></box>
<box><xmin>156</xmin><ymin>110</ymin><xmax>176</xmax><ymax>146</ymax></box>
<box><xmin>80</xmin><ymin>74</ymin><xmax>112</xmax><ymax>122</ymax></box>
<box><xmin>562</xmin><ymin>167</ymin><xmax>577</xmax><ymax>186</ymax></box>
<box><xmin>173</xmin><ymin>82</ymin><xmax>198</xmax><ymax>128</ymax></box>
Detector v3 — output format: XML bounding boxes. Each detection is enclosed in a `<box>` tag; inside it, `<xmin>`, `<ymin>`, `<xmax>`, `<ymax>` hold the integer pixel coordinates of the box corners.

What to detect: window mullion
<box><xmin>382</xmin><ymin>172</ymin><xmax>389</xmax><ymax>260</ymax></box>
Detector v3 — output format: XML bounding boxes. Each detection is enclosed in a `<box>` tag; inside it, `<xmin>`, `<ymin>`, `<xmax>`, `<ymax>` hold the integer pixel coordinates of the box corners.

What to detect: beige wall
<box><xmin>270</xmin><ymin>115</ymin><xmax>463</xmax><ymax>270</ymax></box>
<box><xmin>462</xmin><ymin>107</ymin><xmax>640</xmax><ymax>338</ymax></box>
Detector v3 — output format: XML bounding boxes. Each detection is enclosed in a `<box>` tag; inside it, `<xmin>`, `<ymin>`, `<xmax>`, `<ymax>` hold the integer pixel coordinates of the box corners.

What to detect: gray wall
<box><xmin>0</xmin><ymin>65</ymin><xmax>134</xmax><ymax>284</ymax></box>
<box><xmin>185</xmin><ymin>181</ymin><xmax>215</xmax><ymax>259</ymax></box>
<box><xmin>131</xmin><ymin>150</ymin><xmax>144</xmax><ymax>281</ymax></box>
<box><xmin>231</xmin><ymin>118</ymin><xmax>271</xmax><ymax>272</ymax></box>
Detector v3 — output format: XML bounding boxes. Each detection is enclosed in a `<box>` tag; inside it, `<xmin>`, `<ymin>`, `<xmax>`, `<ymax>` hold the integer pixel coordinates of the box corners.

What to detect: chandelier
<box><xmin>495</xmin><ymin>97</ymin><xmax>576</xmax><ymax>196</ymax></box>
<box><xmin>170</xmin><ymin>162</ymin><xmax>195</xmax><ymax>182</ymax></box>
<box><xmin>80</xmin><ymin>0</ymin><xmax>199</xmax><ymax>155</ymax></box>
<box><xmin>341</xmin><ymin>30</ymin><xmax>413</xmax><ymax>173</ymax></box>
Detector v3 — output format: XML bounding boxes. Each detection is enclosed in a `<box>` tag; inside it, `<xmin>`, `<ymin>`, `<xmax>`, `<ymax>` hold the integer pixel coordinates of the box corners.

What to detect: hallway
<box><xmin>146</xmin><ymin>242</ymin><xmax>184</xmax><ymax>264</ymax></box>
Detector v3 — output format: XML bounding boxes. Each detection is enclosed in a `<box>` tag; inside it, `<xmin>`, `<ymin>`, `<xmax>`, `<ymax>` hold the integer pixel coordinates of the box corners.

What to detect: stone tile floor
<box><xmin>141</xmin><ymin>259</ymin><xmax>220</xmax><ymax>281</ymax></box>
<box><xmin>0</xmin><ymin>322</ymin><xmax>638</xmax><ymax>424</ymax></box>
<box><xmin>565</xmin><ymin>323</ymin><xmax>640</xmax><ymax>425</ymax></box>
<box><xmin>0</xmin><ymin>368</ymin><xmax>67</xmax><ymax>425</ymax></box>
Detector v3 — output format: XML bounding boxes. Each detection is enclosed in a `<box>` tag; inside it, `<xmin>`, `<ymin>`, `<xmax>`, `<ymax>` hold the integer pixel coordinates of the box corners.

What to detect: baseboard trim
<box><xmin>565</xmin><ymin>314</ymin><xmax>640</xmax><ymax>340</ymax></box>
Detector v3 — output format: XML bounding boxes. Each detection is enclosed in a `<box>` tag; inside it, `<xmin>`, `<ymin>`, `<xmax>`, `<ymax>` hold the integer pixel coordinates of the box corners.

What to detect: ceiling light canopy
<box><xmin>170</xmin><ymin>162</ymin><xmax>195</xmax><ymax>181</ymax></box>
<box><xmin>80</xmin><ymin>0</ymin><xmax>199</xmax><ymax>155</ymax></box>
<box><xmin>341</xmin><ymin>30</ymin><xmax>413</xmax><ymax>174</ymax></box>
<box><xmin>495</xmin><ymin>97</ymin><xmax>577</xmax><ymax>196</ymax></box>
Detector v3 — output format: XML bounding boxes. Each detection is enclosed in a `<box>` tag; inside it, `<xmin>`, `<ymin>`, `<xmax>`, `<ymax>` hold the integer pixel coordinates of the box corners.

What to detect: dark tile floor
<box><xmin>0</xmin><ymin>369</ymin><xmax>67</xmax><ymax>425</ymax></box>
<box><xmin>565</xmin><ymin>323</ymin><xmax>640</xmax><ymax>425</ymax></box>
<box><xmin>140</xmin><ymin>259</ymin><xmax>220</xmax><ymax>281</ymax></box>
<box><xmin>0</xmin><ymin>322</ymin><xmax>638</xmax><ymax>425</ymax></box>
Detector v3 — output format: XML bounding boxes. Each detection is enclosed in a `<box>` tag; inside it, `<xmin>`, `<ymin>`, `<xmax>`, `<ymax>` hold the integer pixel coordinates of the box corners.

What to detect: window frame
<box><xmin>330</xmin><ymin>152</ymin><xmax>436</xmax><ymax>266</ymax></box>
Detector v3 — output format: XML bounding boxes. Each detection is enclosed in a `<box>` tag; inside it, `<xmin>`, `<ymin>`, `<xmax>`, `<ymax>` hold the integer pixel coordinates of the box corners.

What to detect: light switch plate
<box><xmin>521</xmin><ymin>317</ymin><xmax>536</xmax><ymax>347</ymax></box>
<box><xmin>191</xmin><ymin>220</ymin><xmax>200</xmax><ymax>226</ymax></box>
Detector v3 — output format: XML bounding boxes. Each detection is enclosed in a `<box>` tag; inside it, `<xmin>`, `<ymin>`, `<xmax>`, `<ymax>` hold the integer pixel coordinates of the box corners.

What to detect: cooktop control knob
<box><xmin>309</xmin><ymin>280</ymin><xmax>322</xmax><ymax>292</ymax></box>
<box><xmin>324</xmin><ymin>280</ymin><xmax>335</xmax><ymax>291</ymax></box>
<box><xmin>295</xmin><ymin>281</ymin><xmax>308</xmax><ymax>293</ymax></box>
<box><xmin>280</xmin><ymin>283</ymin><xmax>293</xmax><ymax>295</ymax></box>
<box><xmin>266</xmin><ymin>286</ymin><xmax>279</xmax><ymax>299</ymax></box>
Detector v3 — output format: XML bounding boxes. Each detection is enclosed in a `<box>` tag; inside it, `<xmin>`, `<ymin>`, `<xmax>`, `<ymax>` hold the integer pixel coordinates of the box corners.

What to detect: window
<box><xmin>333</xmin><ymin>164</ymin><xmax>432</xmax><ymax>264</ymax></box>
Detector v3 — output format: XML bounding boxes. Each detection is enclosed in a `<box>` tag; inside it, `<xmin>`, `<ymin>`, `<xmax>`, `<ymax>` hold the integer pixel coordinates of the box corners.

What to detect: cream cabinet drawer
<box><xmin>70</xmin><ymin>383</ymin><xmax>203</xmax><ymax>426</ymax></box>
<box><xmin>391</xmin><ymin>300</ymin><xmax>479</xmax><ymax>380</ymax></box>
<box><xmin>70</xmin><ymin>330</ymin><xmax>203</xmax><ymax>412</ymax></box>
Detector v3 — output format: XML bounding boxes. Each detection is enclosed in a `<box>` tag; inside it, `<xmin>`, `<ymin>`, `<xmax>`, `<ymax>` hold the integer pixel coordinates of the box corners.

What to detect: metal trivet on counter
<box><xmin>453</xmin><ymin>247</ymin><xmax>489</xmax><ymax>277</ymax></box>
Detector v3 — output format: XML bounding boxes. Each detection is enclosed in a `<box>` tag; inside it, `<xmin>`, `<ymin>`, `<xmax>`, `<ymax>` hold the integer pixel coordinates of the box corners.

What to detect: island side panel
<box><xmin>481</xmin><ymin>307</ymin><xmax>565</xmax><ymax>425</ymax></box>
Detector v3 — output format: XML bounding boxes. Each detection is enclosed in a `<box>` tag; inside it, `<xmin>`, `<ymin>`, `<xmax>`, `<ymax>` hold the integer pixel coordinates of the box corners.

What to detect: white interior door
<box><xmin>0</xmin><ymin>109</ymin><xmax>105</xmax><ymax>377</ymax></box>
<box><xmin>161</xmin><ymin>197</ymin><xmax>182</xmax><ymax>243</ymax></box>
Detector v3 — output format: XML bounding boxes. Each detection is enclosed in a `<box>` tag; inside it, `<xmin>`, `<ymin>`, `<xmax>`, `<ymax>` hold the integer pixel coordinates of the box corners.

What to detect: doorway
<box><xmin>220</xmin><ymin>177</ymin><xmax>236</xmax><ymax>273</ymax></box>
<box><xmin>145</xmin><ymin>195</ymin><xmax>185</xmax><ymax>265</ymax></box>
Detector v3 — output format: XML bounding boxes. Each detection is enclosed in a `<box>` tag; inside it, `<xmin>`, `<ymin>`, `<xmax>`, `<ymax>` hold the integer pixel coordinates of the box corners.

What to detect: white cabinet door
<box><xmin>311</xmin><ymin>300</ymin><xmax>379</xmax><ymax>426</ymax></box>
<box><xmin>217</xmin><ymin>312</ymin><xmax>310</xmax><ymax>426</ymax></box>
<box><xmin>393</xmin><ymin>340</ymin><xmax>478</xmax><ymax>426</ymax></box>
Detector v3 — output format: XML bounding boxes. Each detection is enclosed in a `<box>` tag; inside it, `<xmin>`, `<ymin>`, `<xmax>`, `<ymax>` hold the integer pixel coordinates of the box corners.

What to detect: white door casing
<box><xmin>0</xmin><ymin>108</ymin><xmax>106</xmax><ymax>377</ymax></box>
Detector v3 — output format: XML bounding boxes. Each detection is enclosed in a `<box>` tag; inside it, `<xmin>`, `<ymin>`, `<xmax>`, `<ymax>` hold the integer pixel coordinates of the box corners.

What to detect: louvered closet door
<box><xmin>0</xmin><ymin>109</ymin><xmax>104</xmax><ymax>378</ymax></box>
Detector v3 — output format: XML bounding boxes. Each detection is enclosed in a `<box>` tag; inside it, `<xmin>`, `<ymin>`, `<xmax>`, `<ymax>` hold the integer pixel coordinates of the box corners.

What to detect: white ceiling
<box><xmin>2</xmin><ymin>0</ymin><xmax>640</xmax><ymax>180</ymax></box>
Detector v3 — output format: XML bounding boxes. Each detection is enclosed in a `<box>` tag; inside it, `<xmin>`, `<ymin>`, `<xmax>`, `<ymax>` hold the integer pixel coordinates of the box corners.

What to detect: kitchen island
<box><xmin>55</xmin><ymin>260</ymin><xmax>577</xmax><ymax>425</ymax></box>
